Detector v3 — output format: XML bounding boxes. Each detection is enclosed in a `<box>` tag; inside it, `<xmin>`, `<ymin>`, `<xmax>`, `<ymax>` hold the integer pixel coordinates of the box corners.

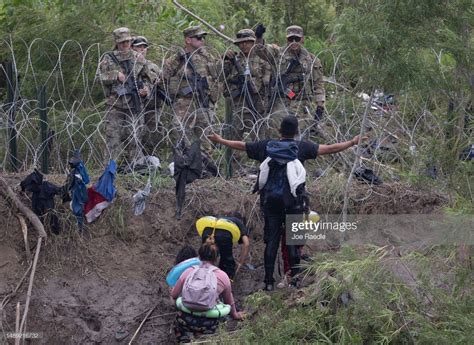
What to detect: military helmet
<box><xmin>286</xmin><ymin>25</ymin><xmax>304</xmax><ymax>38</ymax></box>
<box><xmin>113</xmin><ymin>27</ymin><xmax>132</xmax><ymax>43</ymax></box>
<box><xmin>132</xmin><ymin>36</ymin><xmax>149</xmax><ymax>47</ymax></box>
<box><xmin>183</xmin><ymin>25</ymin><xmax>207</xmax><ymax>38</ymax></box>
<box><xmin>234</xmin><ymin>29</ymin><xmax>256</xmax><ymax>44</ymax></box>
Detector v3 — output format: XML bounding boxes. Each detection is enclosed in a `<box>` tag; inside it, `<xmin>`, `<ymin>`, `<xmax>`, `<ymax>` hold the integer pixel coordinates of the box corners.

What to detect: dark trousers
<box><xmin>263</xmin><ymin>198</ymin><xmax>301</xmax><ymax>284</ymax></box>
<box><xmin>202</xmin><ymin>232</ymin><xmax>236</xmax><ymax>279</ymax></box>
<box><xmin>174</xmin><ymin>311</ymin><xmax>219</xmax><ymax>342</ymax></box>
<box><xmin>281</xmin><ymin>232</ymin><xmax>303</xmax><ymax>276</ymax></box>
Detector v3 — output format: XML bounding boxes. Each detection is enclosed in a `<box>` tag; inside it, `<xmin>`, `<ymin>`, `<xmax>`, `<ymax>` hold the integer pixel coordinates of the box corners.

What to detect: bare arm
<box><xmin>208</xmin><ymin>133</ymin><xmax>246</xmax><ymax>151</ymax></box>
<box><xmin>217</xmin><ymin>271</ymin><xmax>242</xmax><ymax>320</ymax></box>
<box><xmin>238</xmin><ymin>236</ymin><xmax>250</xmax><ymax>265</ymax></box>
<box><xmin>170</xmin><ymin>273</ymin><xmax>185</xmax><ymax>300</ymax></box>
<box><xmin>318</xmin><ymin>135</ymin><xmax>368</xmax><ymax>155</ymax></box>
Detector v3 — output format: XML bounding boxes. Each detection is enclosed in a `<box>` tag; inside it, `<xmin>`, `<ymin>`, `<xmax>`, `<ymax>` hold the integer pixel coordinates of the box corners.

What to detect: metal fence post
<box><xmin>224</xmin><ymin>98</ymin><xmax>233</xmax><ymax>179</ymax></box>
<box><xmin>6</xmin><ymin>61</ymin><xmax>19</xmax><ymax>172</ymax></box>
<box><xmin>38</xmin><ymin>85</ymin><xmax>49</xmax><ymax>174</ymax></box>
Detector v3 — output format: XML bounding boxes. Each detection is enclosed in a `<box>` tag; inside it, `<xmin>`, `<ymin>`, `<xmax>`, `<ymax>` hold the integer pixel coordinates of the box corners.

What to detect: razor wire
<box><xmin>0</xmin><ymin>37</ymin><xmax>434</xmax><ymax>190</ymax></box>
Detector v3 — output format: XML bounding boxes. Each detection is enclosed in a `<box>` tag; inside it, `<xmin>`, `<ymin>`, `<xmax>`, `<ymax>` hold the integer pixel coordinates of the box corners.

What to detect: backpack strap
<box><xmin>209</xmin><ymin>218</ymin><xmax>218</xmax><ymax>240</ymax></box>
<box><xmin>107</xmin><ymin>52</ymin><xmax>121</xmax><ymax>67</ymax></box>
<box><xmin>258</xmin><ymin>157</ymin><xmax>272</xmax><ymax>191</ymax></box>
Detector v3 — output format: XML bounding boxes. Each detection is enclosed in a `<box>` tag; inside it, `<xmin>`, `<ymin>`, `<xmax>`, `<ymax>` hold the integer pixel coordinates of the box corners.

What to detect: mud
<box><xmin>0</xmin><ymin>174</ymin><xmax>447</xmax><ymax>344</ymax></box>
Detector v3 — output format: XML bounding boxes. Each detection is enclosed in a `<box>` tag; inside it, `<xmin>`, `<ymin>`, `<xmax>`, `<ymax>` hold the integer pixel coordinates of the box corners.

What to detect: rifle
<box><xmin>267</xmin><ymin>58</ymin><xmax>303</xmax><ymax>112</ymax></box>
<box><xmin>180</xmin><ymin>53</ymin><xmax>210</xmax><ymax>108</ymax></box>
<box><xmin>153</xmin><ymin>83</ymin><xmax>173</xmax><ymax>106</ymax></box>
<box><xmin>228</xmin><ymin>56</ymin><xmax>260</xmax><ymax>115</ymax></box>
<box><xmin>108</xmin><ymin>53</ymin><xmax>142</xmax><ymax>114</ymax></box>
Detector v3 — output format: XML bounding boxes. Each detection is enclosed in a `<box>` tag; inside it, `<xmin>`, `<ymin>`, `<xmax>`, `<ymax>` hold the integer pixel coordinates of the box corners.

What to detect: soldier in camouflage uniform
<box><xmin>255</xmin><ymin>25</ymin><xmax>325</xmax><ymax>137</ymax></box>
<box><xmin>131</xmin><ymin>36</ymin><xmax>163</xmax><ymax>155</ymax></box>
<box><xmin>223</xmin><ymin>29</ymin><xmax>272</xmax><ymax>140</ymax></box>
<box><xmin>98</xmin><ymin>28</ymin><xmax>154</xmax><ymax>168</ymax></box>
<box><xmin>160</xmin><ymin>26</ymin><xmax>219</xmax><ymax>153</ymax></box>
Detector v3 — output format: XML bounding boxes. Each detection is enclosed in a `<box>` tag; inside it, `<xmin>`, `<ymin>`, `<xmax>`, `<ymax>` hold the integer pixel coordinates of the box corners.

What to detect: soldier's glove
<box><xmin>314</xmin><ymin>106</ymin><xmax>325</xmax><ymax>121</ymax></box>
<box><xmin>224</xmin><ymin>50</ymin><xmax>236</xmax><ymax>60</ymax></box>
<box><xmin>255</xmin><ymin>24</ymin><xmax>266</xmax><ymax>39</ymax></box>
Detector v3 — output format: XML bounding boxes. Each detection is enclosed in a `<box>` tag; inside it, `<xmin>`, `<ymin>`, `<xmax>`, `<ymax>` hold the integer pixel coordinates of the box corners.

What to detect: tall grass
<box><xmin>217</xmin><ymin>246</ymin><xmax>472</xmax><ymax>344</ymax></box>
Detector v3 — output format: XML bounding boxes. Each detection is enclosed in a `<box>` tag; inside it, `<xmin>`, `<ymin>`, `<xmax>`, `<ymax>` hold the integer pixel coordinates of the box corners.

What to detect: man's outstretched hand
<box><xmin>207</xmin><ymin>133</ymin><xmax>222</xmax><ymax>143</ymax></box>
<box><xmin>351</xmin><ymin>135</ymin><xmax>369</xmax><ymax>145</ymax></box>
<box><xmin>224</xmin><ymin>50</ymin><xmax>236</xmax><ymax>60</ymax></box>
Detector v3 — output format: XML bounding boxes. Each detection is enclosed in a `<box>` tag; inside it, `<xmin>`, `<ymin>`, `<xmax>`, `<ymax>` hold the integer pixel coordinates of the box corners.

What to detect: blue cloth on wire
<box><xmin>76</xmin><ymin>162</ymin><xmax>90</xmax><ymax>185</ymax></box>
<box><xmin>94</xmin><ymin>160</ymin><xmax>117</xmax><ymax>201</ymax></box>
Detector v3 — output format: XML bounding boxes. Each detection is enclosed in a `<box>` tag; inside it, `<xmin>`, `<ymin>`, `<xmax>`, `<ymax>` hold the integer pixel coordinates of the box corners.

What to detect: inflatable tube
<box><xmin>166</xmin><ymin>257</ymin><xmax>201</xmax><ymax>287</ymax></box>
<box><xmin>176</xmin><ymin>297</ymin><xmax>231</xmax><ymax>318</ymax></box>
<box><xmin>196</xmin><ymin>216</ymin><xmax>241</xmax><ymax>244</ymax></box>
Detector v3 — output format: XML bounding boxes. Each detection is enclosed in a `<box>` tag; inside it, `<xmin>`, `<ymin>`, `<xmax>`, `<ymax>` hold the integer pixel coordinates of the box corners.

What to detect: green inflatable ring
<box><xmin>176</xmin><ymin>297</ymin><xmax>231</xmax><ymax>318</ymax></box>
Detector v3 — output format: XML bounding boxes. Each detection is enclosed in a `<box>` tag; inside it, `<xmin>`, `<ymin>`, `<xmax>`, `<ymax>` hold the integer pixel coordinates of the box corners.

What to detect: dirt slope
<box><xmin>0</xmin><ymin>174</ymin><xmax>446</xmax><ymax>344</ymax></box>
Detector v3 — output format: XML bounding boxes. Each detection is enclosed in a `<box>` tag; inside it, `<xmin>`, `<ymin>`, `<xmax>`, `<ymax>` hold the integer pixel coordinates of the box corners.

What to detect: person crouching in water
<box><xmin>171</xmin><ymin>237</ymin><xmax>245</xmax><ymax>342</ymax></box>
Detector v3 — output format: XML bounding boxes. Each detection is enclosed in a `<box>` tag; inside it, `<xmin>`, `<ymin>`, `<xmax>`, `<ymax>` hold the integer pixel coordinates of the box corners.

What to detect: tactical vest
<box><xmin>276</xmin><ymin>48</ymin><xmax>315</xmax><ymax>100</ymax></box>
<box><xmin>104</xmin><ymin>50</ymin><xmax>147</xmax><ymax>109</ymax></box>
<box><xmin>167</xmin><ymin>49</ymin><xmax>218</xmax><ymax>104</ymax></box>
<box><xmin>225</xmin><ymin>51</ymin><xmax>270</xmax><ymax>98</ymax></box>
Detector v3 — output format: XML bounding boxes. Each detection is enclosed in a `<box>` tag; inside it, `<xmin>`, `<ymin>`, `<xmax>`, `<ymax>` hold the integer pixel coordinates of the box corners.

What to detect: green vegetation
<box><xmin>216</xmin><ymin>247</ymin><xmax>473</xmax><ymax>344</ymax></box>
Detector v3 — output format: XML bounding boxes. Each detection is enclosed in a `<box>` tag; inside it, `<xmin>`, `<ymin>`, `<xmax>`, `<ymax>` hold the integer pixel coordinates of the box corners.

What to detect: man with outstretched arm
<box><xmin>208</xmin><ymin>115</ymin><xmax>367</xmax><ymax>291</ymax></box>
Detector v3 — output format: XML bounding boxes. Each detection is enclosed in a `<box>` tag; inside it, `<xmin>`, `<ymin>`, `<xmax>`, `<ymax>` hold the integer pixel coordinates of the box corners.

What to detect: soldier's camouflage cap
<box><xmin>132</xmin><ymin>36</ymin><xmax>149</xmax><ymax>47</ymax></box>
<box><xmin>183</xmin><ymin>26</ymin><xmax>208</xmax><ymax>38</ymax></box>
<box><xmin>286</xmin><ymin>25</ymin><xmax>304</xmax><ymax>38</ymax></box>
<box><xmin>113</xmin><ymin>27</ymin><xmax>132</xmax><ymax>43</ymax></box>
<box><xmin>234</xmin><ymin>29</ymin><xmax>256</xmax><ymax>44</ymax></box>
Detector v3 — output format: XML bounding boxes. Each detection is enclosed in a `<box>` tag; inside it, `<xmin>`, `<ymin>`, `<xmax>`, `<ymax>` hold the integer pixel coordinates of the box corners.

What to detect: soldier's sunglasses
<box><xmin>193</xmin><ymin>35</ymin><xmax>205</xmax><ymax>41</ymax></box>
<box><xmin>287</xmin><ymin>36</ymin><xmax>301</xmax><ymax>42</ymax></box>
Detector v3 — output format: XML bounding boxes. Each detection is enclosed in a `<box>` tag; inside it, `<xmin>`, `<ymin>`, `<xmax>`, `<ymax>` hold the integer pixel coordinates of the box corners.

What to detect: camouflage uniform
<box><xmin>255</xmin><ymin>25</ymin><xmax>325</xmax><ymax>137</ymax></box>
<box><xmin>132</xmin><ymin>36</ymin><xmax>165</xmax><ymax>154</ymax></box>
<box><xmin>223</xmin><ymin>29</ymin><xmax>272</xmax><ymax>140</ymax></box>
<box><xmin>161</xmin><ymin>26</ymin><xmax>219</xmax><ymax>151</ymax></box>
<box><xmin>98</xmin><ymin>28</ymin><xmax>154</xmax><ymax>165</ymax></box>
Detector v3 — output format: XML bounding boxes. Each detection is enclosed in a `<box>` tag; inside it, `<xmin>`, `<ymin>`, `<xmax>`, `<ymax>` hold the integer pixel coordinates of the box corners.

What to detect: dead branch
<box><xmin>16</xmin><ymin>215</ymin><xmax>31</xmax><ymax>263</ymax></box>
<box><xmin>15</xmin><ymin>303</ymin><xmax>20</xmax><ymax>345</ymax></box>
<box><xmin>0</xmin><ymin>176</ymin><xmax>47</xmax><ymax>239</ymax></box>
<box><xmin>147</xmin><ymin>312</ymin><xmax>177</xmax><ymax>320</ymax></box>
<box><xmin>128</xmin><ymin>303</ymin><xmax>158</xmax><ymax>345</ymax></box>
<box><xmin>18</xmin><ymin>237</ymin><xmax>43</xmax><ymax>336</ymax></box>
<box><xmin>172</xmin><ymin>0</ymin><xmax>235</xmax><ymax>43</ymax></box>
<box><xmin>0</xmin><ymin>262</ymin><xmax>33</xmax><ymax>309</ymax></box>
